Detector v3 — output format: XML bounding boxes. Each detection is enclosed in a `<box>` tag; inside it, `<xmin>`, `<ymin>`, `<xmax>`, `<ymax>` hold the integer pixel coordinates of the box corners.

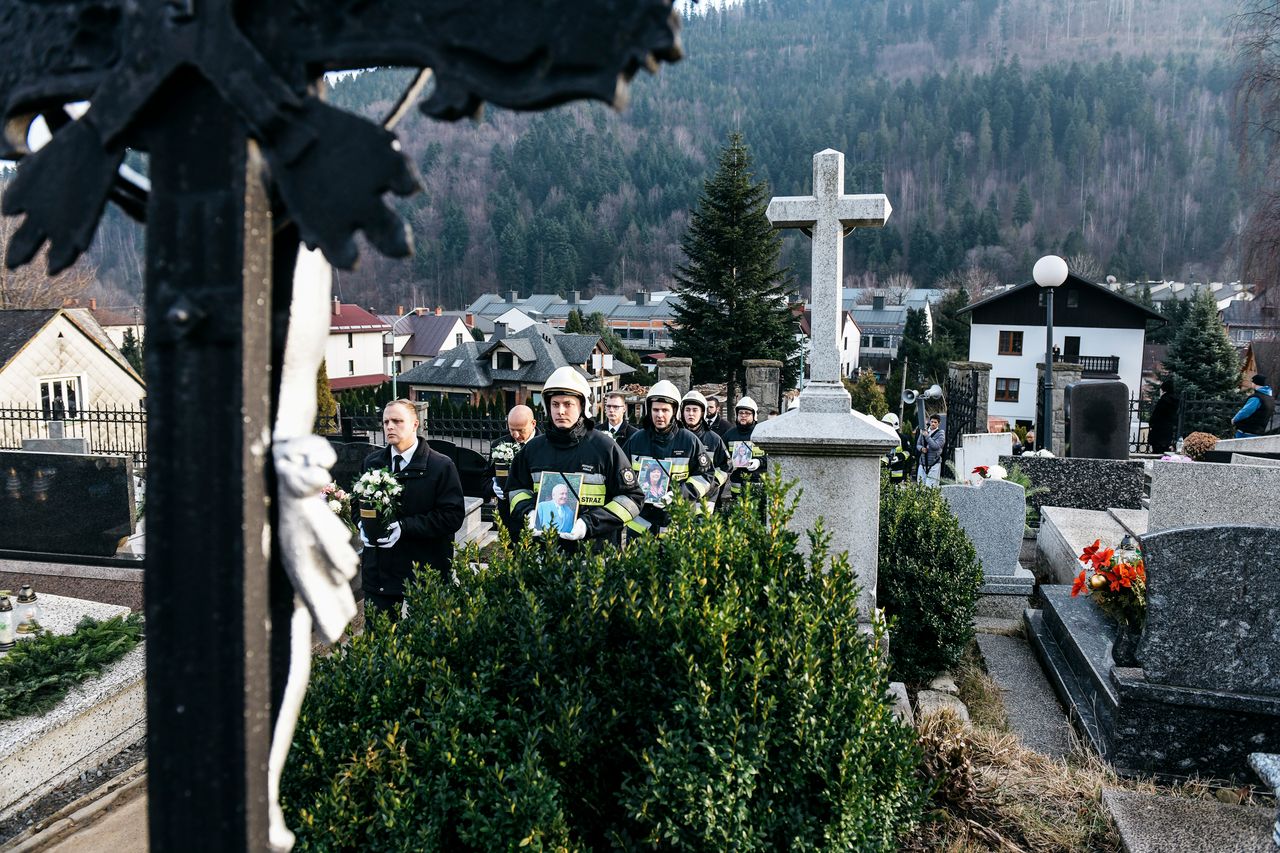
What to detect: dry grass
<box><xmin>901</xmin><ymin>640</ymin><xmax>1274</xmax><ymax>851</ymax></box>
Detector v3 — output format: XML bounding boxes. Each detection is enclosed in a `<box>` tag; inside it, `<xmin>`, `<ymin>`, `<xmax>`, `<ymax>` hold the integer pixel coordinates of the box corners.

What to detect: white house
<box><xmin>0</xmin><ymin>308</ymin><xmax>144</xmax><ymax>408</ymax></box>
<box><xmin>959</xmin><ymin>273</ymin><xmax>1163</xmax><ymax>430</ymax></box>
<box><xmin>379</xmin><ymin>309</ymin><xmax>473</xmax><ymax>373</ymax></box>
<box><xmin>326</xmin><ymin>299</ymin><xmax>392</xmax><ymax>392</ymax></box>
<box><xmin>797</xmin><ymin>307</ymin><xmax>860</xmax><ymax>381</ymax></box>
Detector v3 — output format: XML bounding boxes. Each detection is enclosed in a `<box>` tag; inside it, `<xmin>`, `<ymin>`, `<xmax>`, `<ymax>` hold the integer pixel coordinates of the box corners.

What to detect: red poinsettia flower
<box><xmin>972</xmin><ymin>465</ymin><xmax>989</xmax><ymax>477</ymax></box>
<box><xmin>1072</xmin><ymin>571</ymin><xmax>1087</xmax><ymax>596</ymax></box>
<box><xmin>1091</xmin><ymin>547</ymin><xmax>1115</xmax><ymax>571</ymax></box>
<box><xmin>1080</xmin><ymin>539</ymin><xmax>1102</xmax><ymax>564</ymax></box>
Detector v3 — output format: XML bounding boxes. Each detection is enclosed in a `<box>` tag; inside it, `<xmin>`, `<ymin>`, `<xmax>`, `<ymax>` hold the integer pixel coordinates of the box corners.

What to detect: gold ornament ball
<box><xmin>1088</xmin><ymin>574</ymin><xmax>1109</xmax><ymax>591</ymax></box>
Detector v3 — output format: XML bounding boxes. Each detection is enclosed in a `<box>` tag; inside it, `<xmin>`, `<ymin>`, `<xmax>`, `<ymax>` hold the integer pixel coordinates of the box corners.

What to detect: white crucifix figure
<box><xmin>767</xmin><ymin>149</ymin><xmax>891</xmax><ymax>411</ymax></box>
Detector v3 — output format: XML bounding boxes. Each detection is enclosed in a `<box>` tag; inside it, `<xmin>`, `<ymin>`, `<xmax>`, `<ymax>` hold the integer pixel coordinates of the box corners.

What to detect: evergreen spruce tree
<box><xmin>1161</xmin><ymin>290</ymin><xmax>1240</xmax><ymax>398</ymax></box>
<box><xmin>1012</xmin><ymin>183</ymin><xmax>1034</xmax><ymax>227</ymax></box>
<box><xmin>669</xmin><ymin>133</ymin><xmax>800</xmax><ymax>397</ymax></box>
<box><xmin>120</xmin><ymin>328</ymin><xmax>144</xmax><ymax>375</ymax></box>
<box><xmin>564</xmin><ymin>308</ymin><xmax>586</xmax><ymax>333</ymax></box>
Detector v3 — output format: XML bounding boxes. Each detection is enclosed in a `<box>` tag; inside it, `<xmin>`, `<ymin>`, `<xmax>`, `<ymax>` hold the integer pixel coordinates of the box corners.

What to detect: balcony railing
<box><xmin>1055</xmin><ymin>353</ymin><xmax>1120</xmax><ymax>376</ymax></box>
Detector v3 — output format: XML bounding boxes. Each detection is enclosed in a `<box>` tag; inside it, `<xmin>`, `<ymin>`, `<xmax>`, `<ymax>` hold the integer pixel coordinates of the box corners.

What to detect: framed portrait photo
<box><xmin>535</xmin><ymin>471</ymin><xmax>583</xmax><ymax>533</ymax></box>
<box><xmin>637</xmin><ymin>458</ymin><xmax>671</xmax><ymax>506</ymax></box>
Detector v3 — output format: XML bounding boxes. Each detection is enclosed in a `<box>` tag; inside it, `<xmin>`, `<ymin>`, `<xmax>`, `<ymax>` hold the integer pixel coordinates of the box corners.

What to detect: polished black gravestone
<box><xmin>1027</xmin><ymin>525</ymin><xmax>1280</xmax><ymax>782</ymax></box>
<box><xmin>1065</xmin><ymin>380</ymin><xmax>1130</xmax><ymax>460</ymax></box>
<box><xmin>327</xmin><ymin>440</ymin><xmax>376</xmax><ymax>495</ymax></box>
<box><xmin>0</xmin><ymin>1</ymin><xmax>684</xmax><ymax>846</ymax></box>
<box><xmin>0</xmin><ymin>450</ymin><xmax>134</xmax><ymax>557</ymax></box>
<box><xmin>427</xmin><ymin>439</ymin><xmax>490</xmax><ymax>498</ymax></box>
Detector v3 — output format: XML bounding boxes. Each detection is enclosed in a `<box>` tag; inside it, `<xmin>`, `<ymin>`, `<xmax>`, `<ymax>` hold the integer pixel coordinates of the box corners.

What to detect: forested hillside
<box><xmin>76</xmin><ymin>0</ymin><xmax>1248</xmax><ymax>311</ymax></box>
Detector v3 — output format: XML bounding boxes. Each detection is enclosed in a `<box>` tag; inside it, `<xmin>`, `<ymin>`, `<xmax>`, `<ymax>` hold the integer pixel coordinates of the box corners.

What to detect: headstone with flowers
<box><xmin>941</xmin><ymin>471</ymin><xmax>1034</xmax><ymax>596</ymax></box>
<box><xmin>1028</xmin><ymin>523</ymin><xmax>1280</xmax><ymax>782</ymax></box>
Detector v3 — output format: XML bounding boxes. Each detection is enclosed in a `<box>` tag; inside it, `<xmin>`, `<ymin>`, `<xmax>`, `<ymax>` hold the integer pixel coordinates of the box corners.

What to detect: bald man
<box><xmin>489</xmin><ymin>404</ymin><xmax>540</xmax><ymax>533</ymax></box>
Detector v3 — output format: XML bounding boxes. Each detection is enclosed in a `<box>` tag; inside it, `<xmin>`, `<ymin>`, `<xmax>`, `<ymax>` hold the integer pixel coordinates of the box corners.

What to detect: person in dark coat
<box><xmin>601</xmin><ymin>391</ymin><xmax>639</xmax><ymax>444</ymax></box>
<box><xmin>488</xmin><ymin>404</ymin><xmax>539</xmax><ymax>534</ymax></box>
<box><xmin>704</xmin><ymin>395</ymin><xmax>731</xmax><ymax>438</ymax></box>
<box><xmin>1146</xmin><ymin>379</ymin><xmax>1179</xmax><ymax>453</ymax></box>
<box><xmin>358</xmin><ymin>399</ymin><xmax>465</xmax><ymax>621</ymax></box>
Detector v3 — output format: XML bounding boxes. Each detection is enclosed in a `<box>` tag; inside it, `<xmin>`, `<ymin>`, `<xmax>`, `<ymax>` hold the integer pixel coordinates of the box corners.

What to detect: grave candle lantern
<box><xmin>15</xmin><ymin>585</ymin><xmax>41</xmax><ymax>635</ymax></box>
<box><xmin>0</xmin><ymin>595</ymin><xmax>13</xmax><ymax>651</ymax></box>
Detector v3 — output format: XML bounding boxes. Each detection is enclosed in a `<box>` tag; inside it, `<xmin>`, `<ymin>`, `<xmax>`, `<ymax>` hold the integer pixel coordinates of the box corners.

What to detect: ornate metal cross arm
<box><xmin>0</xmin><ymin>0</ymin><xmax>684</xmax><ymax>274</ymax></box>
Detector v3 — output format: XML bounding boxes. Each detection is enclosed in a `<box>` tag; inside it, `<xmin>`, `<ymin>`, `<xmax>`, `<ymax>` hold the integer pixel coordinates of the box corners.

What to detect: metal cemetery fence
<box><xmin>0</xmin><ymin>405</ymin><xmax>147</xmax><ymax>465</ymax></box>
<box><xmin>943</xmin><ymin>371</ymin><xmax>979</xmax><ymax>466</ymax></box>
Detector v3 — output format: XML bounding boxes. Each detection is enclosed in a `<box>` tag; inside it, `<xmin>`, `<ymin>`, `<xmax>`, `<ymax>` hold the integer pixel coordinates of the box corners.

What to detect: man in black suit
<box><xmin>358</xmin><ymin>399</ymin><xmax>465</xmax><ymax>621</ymax></box>
<box><xmin>601</xmin><ymin>391</ymin><xmax>638</xmax><ymax>444</ymax></box>
<box><xmin>488</xmin><ymin>403</ymin><xmax>539</xmax><ymax>534</ymax></box>
<box><xmin>705</xmin><ymin>395</ymin><xmax>731</xmax><ymax>438</ymax></box>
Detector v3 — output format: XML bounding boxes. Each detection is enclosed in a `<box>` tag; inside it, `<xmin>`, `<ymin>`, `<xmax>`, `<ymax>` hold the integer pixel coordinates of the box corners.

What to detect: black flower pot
<box><xmin>360</xmin><ymin>508</ymin><xmax>386</xmax><ymax>543</ymax></box>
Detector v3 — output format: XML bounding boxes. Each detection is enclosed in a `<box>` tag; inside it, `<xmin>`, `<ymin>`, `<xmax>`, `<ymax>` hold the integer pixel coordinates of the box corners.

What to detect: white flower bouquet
<box><xmin>352</xmin><ymin>468</ymin><xmax>403</xmax><ymax>540</ymax></box>
<box><xmin>321</xmin><ymin>481</ymin><xmax>356</xmax><ymax>535</ymax></box>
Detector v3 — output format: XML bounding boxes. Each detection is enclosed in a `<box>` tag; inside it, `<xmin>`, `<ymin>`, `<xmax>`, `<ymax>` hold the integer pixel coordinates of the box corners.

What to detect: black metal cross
<box><xmin>0</xmin><ymin>2</ymin><xmax>683</xmax><ymax>846</ymax></box>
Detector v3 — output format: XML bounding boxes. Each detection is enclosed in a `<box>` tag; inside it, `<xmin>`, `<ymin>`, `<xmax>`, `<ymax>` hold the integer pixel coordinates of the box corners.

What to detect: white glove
<box><xmin>358</xmin><ymin>522</ymin><xmax>371</xmax><ymax>548</ymax></box>
<box><xmin>660</xmin><ymin>489</ymin><xmax>675</xmax><ymax>508</ymax></box>
<box><xmin>559</xmin><ymin>518</ymin><xmax>588</xmax><ymax>541</ymax></box>
<box><xmin>492</xmin><ymin>478</ymin><xmax>505</xmax><ymax>501</ymax></box>
<box><xmin>746</xmin><ymin>458</ymin><xmax>761</xmax><ymax>472</ymax></box>
<box><xmin>375</xmin><ymin>521</ymin><xmax>402</xmax><ymax>549</ymax></box>
<box><xmin>527</xmin><ymin>511</ymin><xmax>542</xmax><ymax>537</ymax></box>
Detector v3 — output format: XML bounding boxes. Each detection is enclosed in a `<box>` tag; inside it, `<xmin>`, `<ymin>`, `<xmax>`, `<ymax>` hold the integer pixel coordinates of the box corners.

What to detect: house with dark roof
<box><xmin>379</xmin><ymin>309</ymin><xmax>473</xmax><ymax>373</ymax></box>
<box><xmin>1221</xmin><ymin>292</ymin><xmax>1280</xmax><ymax>349</ymax></box>
<box><xmin>464</xmin><ymin>290</ymin><xmax>680</xmax><ymax>351</ymax></box>
<box><xmin>326</xmin><ymin>299</ymin><xmax>392</xmax><ymax>391</ymax></box>
<box><xmin>958</xmin><ymin>273</ymin><xmax>1164</xmax><ymax>429</ymax></box>
<box><xmin>0</xmin><ymin>308</ymin><xmax>145</xmax><ymax>418</ymax></box>
<box><xmin>1244</xmin><ymin>339</ymin><xmax>1279</xmax><ymax>392</ymax></box>
<box><xmin>397</xmin><ymin>323</ymin><xmax>633</xmax><ymax>412</ymax></box>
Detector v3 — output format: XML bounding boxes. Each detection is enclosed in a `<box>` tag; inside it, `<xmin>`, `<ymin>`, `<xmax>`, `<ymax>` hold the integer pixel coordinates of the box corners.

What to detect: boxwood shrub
<box><xmin>878</xmin><ymin>479</ymin><xmax>983</xmax><ymax>684</ymax></box>
<box><xmin>283</xmin><ymin>479</ymin><xmax>926</xmax><ymax>850</ymax></box>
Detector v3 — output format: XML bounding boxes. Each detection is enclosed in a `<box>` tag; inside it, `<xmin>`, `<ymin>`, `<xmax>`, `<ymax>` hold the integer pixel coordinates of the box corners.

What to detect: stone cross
<box><xmin>0</xmin><ymin>2</ymin><xmax>683</xmax><ymax>848</ymax></box>
<box><xmin>766</xmin><ymin>149</ymin><xmax>891</xmax><ymax>412</ymax></box>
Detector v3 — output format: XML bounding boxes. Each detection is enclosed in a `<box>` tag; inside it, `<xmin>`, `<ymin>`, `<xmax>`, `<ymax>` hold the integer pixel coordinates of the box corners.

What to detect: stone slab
<box><xmin>1001</xmin><ymin>455</ymin><xmax>1144</xmax><ymax>516</ymax></box>
<box><xmin>20</xmin><ymin>437</ymin><xmax>91</xmax><ymax>455</ymax></box>
<box><xmin>1216</xmin><ymin>435</ymin><xmax>1280</xmax><ymax>454</ymax></box>
<box><xmin>1036</xmin><ymin>506</ymin><xmax>1126</xmax><ymax>585</ymax></box>
<box><xmin>1102</xmin><ymin>789</ymin><xmax>1274</xmax><ymax>853</ymax></box>
<box><xmin>981</xmin><ymin>567</ymin><xmax>1035</xmax><ymax>595</ymax></box>
<box><xmin>0</xmin><ymin>452</ymin><xmax>134</xmax><ymax>557</ymax></box>
<box><xmin>1232</xmin><ymin>453</ymin><xmax>1280</xmax><ymax>468</ymax></box>
<box><xmin>915</xmin><ymin>689</ymin><xmax>969</xmax><ymax>722</ymax></box>
<box><xmin>957</xmin><ymin>432</ymin><xmax>1014</xmax><ymax>480</ymax></box>
<box><xmin>887</xmin><ymin>682</ymin><xmax>913</xmax><ymax>727</ymax></box>
<box><xmin>941</xmin><ymin>478</ymin><xmax>1025</xmax><ymax>585</ymax></box>
<box><xmin>0</xmin><ymin>595</ymin><xmax>144</xmax><ymax>822</ymax></box>
<box><xmin>1107</xmin><ymin>508</ymin><xmax>1149</xmax><ymax>539</ymax></box>
<box><xmin>976</xmin><ymin>632</ymin><xmax>1072</xmax><ymax>758</ymax></box>
<box><xmin>1148</xmin><ymin>460</ymin><xmax>1280</xmax><ymax>532</ymax></box>
<box><xmin>1139</xmin><ymin>525</ymin><xmax>1280</xmax><ymax>696</ymax></box>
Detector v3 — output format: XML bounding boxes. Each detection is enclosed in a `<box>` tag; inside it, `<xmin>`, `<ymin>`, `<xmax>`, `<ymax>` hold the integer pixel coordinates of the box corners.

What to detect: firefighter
<box><xmin>621</xmin><ymin>380</ymin><xmax>716</xmax><ymax>536</ymax></box>
<box><xmin>723</xmin><ymin>396</ymin><xmax>768</xmax><ymax>502</ymax></box>
<box><xmin>506</xmin><ymin>366</ymin><xmax>644</xmax><ymax>552</ymax></box>
<box><xmin>679</xmin><ymin>389</ymin><xmax>731</xmax><ymax>507</ymax></box>
<box><xmin>880</xmin><ymin>412</ymin><xmax>911</xmax><ymax>484</ymax></box>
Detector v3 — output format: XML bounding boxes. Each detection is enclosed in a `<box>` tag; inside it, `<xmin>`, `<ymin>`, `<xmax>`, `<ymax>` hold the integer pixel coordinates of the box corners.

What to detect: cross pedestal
<box><xmin>750</xmin><ymin>149</ymin><xmax>897</xmax><ymax>621</ymax></box>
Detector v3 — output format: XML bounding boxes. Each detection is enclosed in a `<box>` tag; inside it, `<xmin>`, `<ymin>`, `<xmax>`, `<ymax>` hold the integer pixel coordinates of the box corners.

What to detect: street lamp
<box><xmin>1033</xmin><ymin>255</ymin><xmax>1068</xmax><ymax>454</ymax></box>
<box><xmin>383</xmin><ymin>329</ymin><xmax>397</xmax><ymax>400</ymax></box>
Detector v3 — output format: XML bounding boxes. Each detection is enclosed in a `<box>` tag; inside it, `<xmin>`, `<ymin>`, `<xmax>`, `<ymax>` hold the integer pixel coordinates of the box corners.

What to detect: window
<box><xmin>870</xmin><ymin>335</ymin><xmax>891</xmax><ymax>349</ymax></box>
<box><xmin>496</xmin><ymin>352</ymin><xmax>514</xmax><ymax>370</ymax></box>
<box><xmin>860</xmin><ymin>334</ymin><xmax>871</xmax><ymax>348</ymax></box>
<box><xmin>346</xmin><ymin>333</ymin><xmax>353</xmax><ymax>348</ymax></box>
<box><xmin>994</xmin><ymin>378</ymin><xmax>1019</xmax><ymax>402</ymax></box>
<box><xmin>1066</xmin><ymin>290</ymin><xmax>1079</xmax><ymax>309</ymax></box>
<box><xmin>998</xmin><ymin>330</ymin><xmax>1023</xmax><ymax>356</ymax></box>
<box><xmin>40</xmin><ymin>377</ymin><xmax>82</xmax><ymax>420</ymax></box>
<box><xmin>455</xmin><ymin>333</ymin><xmax>463</xmax><ymax>347</ymax></box>
<box><xmin>347</xmin><ymin>360</ymin><xmax>354</xmax><ymax>376</ymax></box>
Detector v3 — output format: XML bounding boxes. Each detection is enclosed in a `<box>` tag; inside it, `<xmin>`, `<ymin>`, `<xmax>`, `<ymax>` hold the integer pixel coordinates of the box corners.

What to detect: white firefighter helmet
<box><xmin>542</xmin><ymin>366</ymin><xmax>591</xmax><ymax>406</ymax></box>
<box><xmin>735</xmin><ymin>396</ymin><xmax>758</xmax><ymax>414</ymax></box>
<box><xmin>680</xmin><ymin>389</ymin><xmax>708</xmax><ymax>412</ymax></box>
<box><xmin>881</xmin><ymin>412</ymin><xmax>900</xmax><ymax>428</ymax></box>
<box><xmin>646</xmin><ymin>380</ymin><xmax>682</xmax><ymax>410</ymax></box>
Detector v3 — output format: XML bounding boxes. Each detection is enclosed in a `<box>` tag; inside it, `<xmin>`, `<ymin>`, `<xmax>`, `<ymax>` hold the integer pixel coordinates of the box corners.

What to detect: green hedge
<box><xmin>283</xmin><ymin>479</ymin><xmax>926</xmax><ymax>850</ymax></box>
<box><xmin>878</xmin><ymin>480</ymin><xmax>983</xmax><ymax>684</ymax></box>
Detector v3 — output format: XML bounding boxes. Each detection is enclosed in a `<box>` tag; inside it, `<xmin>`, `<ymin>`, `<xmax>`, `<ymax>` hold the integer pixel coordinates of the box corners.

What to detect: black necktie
<box><xmin>392</xmin><ymin>455</ymin><xmax>403</xmax><ymax>474</ymax></box>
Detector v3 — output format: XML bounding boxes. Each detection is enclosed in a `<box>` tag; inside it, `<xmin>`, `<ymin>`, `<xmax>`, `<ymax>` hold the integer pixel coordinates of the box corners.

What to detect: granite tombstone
<box><xmin>1148</xmin><ymin>460</ymin><xmax>1280</xmax><ymax>532</ymax></box>
<box><xmin>941</xmin><ymin>478</ymin><xmax>1033</xmax><ymax>594</ymax></box>
<box><xmin>1000</xmin><ymin>455</ymin><xmax>1144</xmax><ymax>515</ymax></box>
<box><xmin>1065</xmin><ymin>380</ymin><xmax>1130</xmax><ymax>460</ymax></box>
<box><xmin>0</xmin><ymin>450</ymin><xmax>134</xmax><ymax>557</ymax></box>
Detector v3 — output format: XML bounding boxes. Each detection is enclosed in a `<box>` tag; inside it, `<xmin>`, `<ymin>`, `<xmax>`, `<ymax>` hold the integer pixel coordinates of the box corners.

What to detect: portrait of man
<box><xmin>535</xmin><ymin>472</ymin><xmax>582</xmax><ymax>534</ymax></box>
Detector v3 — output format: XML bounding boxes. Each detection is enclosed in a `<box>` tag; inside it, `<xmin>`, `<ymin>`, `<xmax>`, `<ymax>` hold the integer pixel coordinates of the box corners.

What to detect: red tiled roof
<box><xmin>329</xmin><ymin>373</ymin><xmax>389</xmax><ymax>391</ymax></box>
<box><xmin>330</xmin><ymin>303</ymin><xmax>391</xmax><ymax>333</ymax></box>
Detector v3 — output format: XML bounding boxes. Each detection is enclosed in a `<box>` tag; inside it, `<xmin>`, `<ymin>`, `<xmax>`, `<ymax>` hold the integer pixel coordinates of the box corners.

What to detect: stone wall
<box><xmin>744</xmin><ymin>359</ymin><xmax>783</xmax><ymax>418</ymax></box>
<box><xmin>656</xmin><ymin>357</ymin><xmax>692</xmax><ymax>394</ymax></box>
<box><xmin>1035</xmin><ymin>362</ymin><xmax>1084</xmax><ymax>454</ymax></box>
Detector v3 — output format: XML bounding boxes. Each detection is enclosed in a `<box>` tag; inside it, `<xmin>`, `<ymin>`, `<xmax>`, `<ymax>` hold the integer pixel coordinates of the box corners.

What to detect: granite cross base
<box><xmin>1026</xmin><ymin>586</ymin><xmax>1280</xmax><ymax>783</ymax></box>
<box><xmin>750</xmin><ymin>404</ymin><xmax>897</xmax><ymax>621</ymax></box>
